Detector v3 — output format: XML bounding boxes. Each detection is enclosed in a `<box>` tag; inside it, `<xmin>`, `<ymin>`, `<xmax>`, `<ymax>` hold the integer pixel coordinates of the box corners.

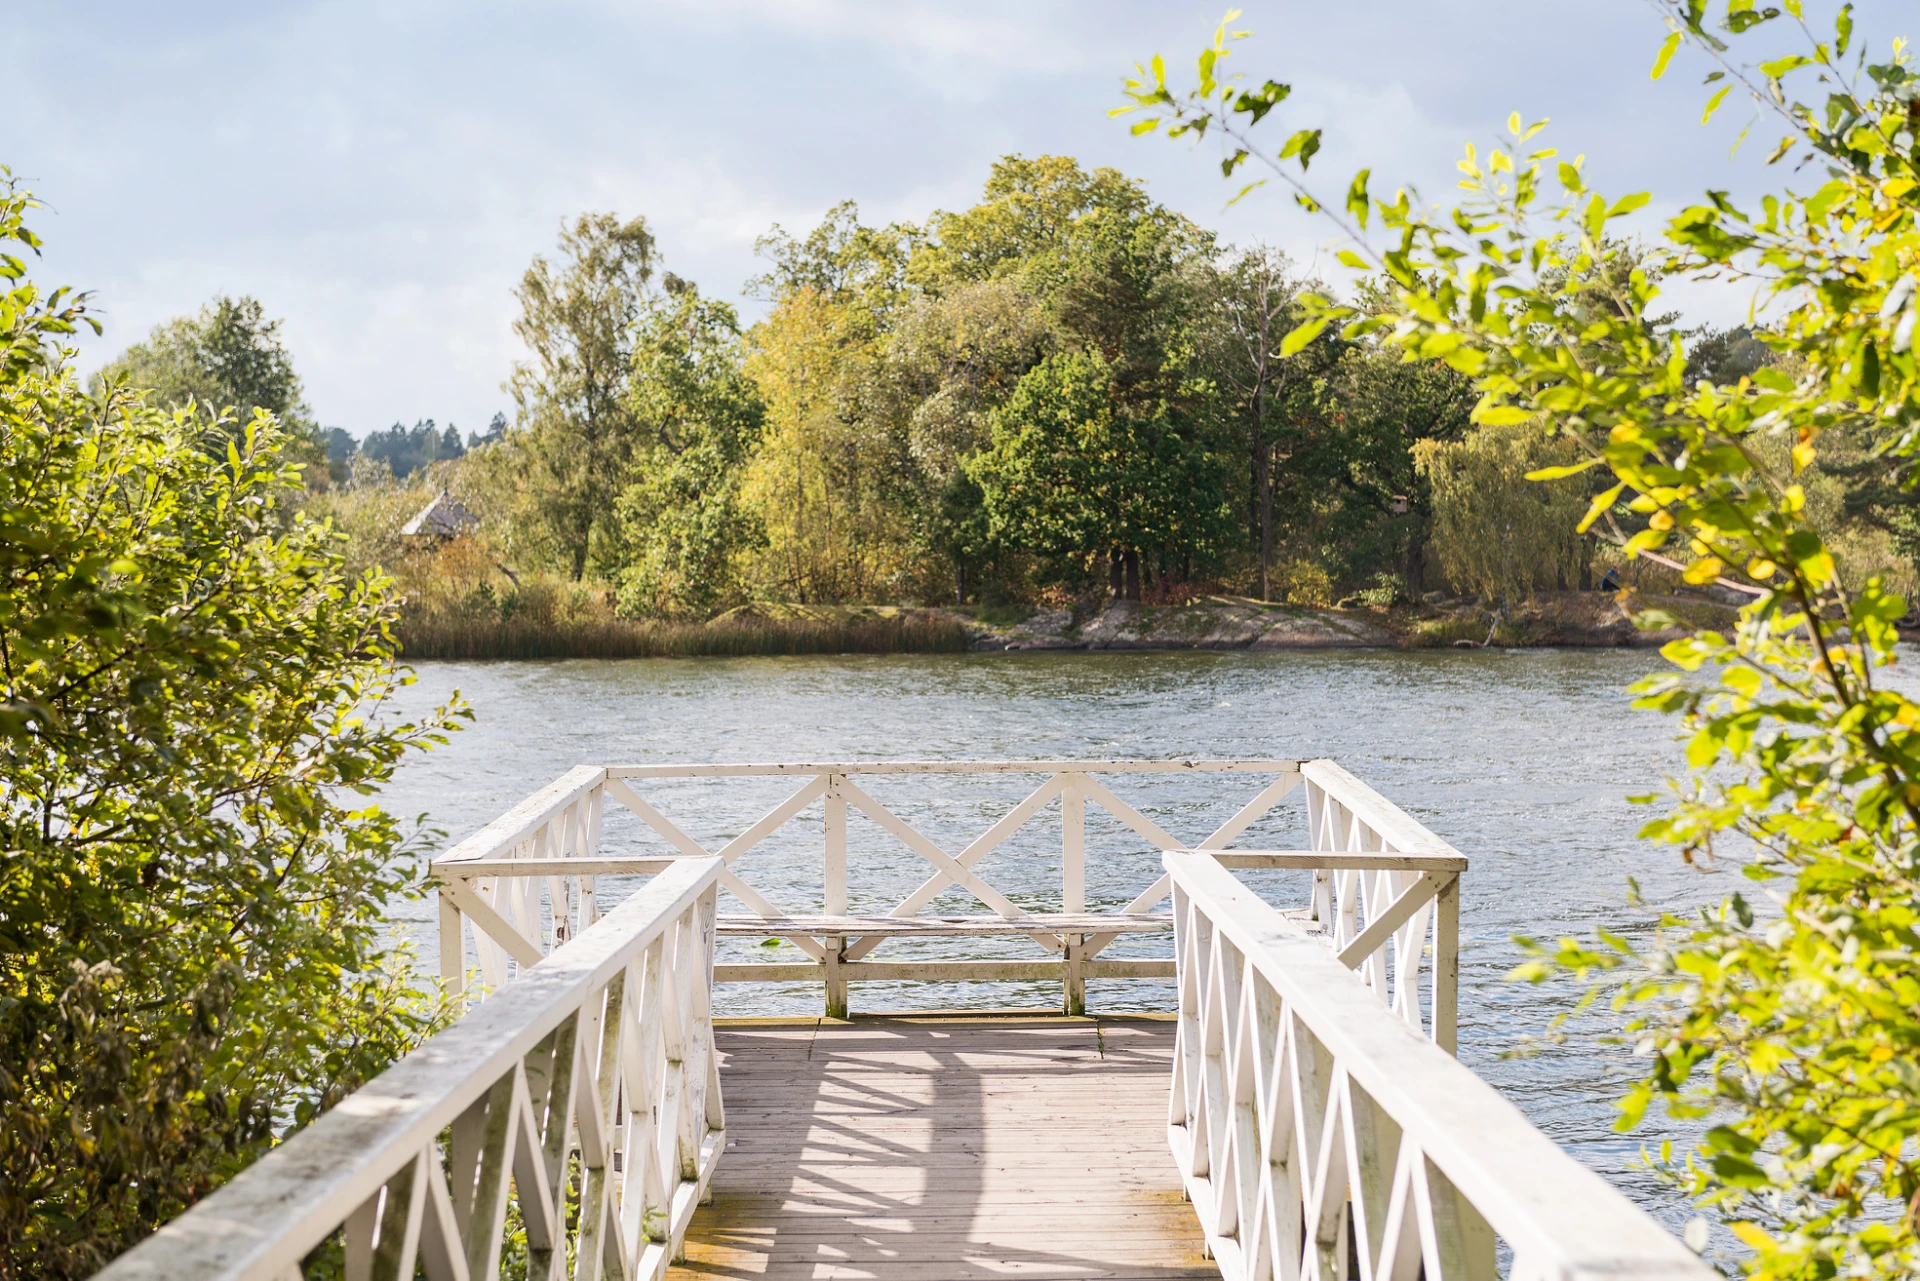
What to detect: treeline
<box><xmin>463</xmin><ymin>157</ymin><xmax>1485</xmax><ymax>617</ymax></box>
<box><xmin>95</xmin><ymin>155</ymin><xmax>1920</xmax><ymax>626</ymax></box>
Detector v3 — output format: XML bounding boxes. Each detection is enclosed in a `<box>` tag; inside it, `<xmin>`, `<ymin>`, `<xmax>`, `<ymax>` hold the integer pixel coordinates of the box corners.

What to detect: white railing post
<box><xmin>823</xmin><ymin>771</ymin><xmax>849</xmax><ymax>1019</ymax></box>
<box><xmin>1062</xmin><ymin>774</ymin><xmax>1087</xmax><ymax>1015</ymax></box>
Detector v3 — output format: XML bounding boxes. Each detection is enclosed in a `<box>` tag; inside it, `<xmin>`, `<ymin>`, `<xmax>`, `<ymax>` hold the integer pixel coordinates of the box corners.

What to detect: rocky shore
<box><xmin>954</xmin><ymin>591</ymin><xmax>1743</xmax><ymax>653</ymax></box>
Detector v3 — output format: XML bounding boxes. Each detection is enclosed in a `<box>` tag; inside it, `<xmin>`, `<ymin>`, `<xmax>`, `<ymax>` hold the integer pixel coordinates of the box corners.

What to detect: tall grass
<box><xmin>396</xmin><ymin>610</ymin><xmax>971</xmax><ymax>660</ymax></box>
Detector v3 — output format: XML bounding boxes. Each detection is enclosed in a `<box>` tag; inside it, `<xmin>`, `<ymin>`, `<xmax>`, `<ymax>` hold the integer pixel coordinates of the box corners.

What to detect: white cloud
<box><xmin>22</xmin><ymin>0</ymin><xmax>1901</xmax><ymax>435</ymax></box>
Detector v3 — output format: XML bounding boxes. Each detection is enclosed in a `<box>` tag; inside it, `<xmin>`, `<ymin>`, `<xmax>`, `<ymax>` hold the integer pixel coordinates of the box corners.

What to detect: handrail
<box><xmin>1164</xmin><ymin>850</ymin><xmax>1710</xmax><ymax>1281</ymax></box>
<box><xmin>604</xmin><ymin>759</ymin><xmax>1302</xmax><ymax>777</ymax></box>
<box><xmin>430</xmin><ymin>759</ymin><xmax>1461</xmax><ymax>1033</ymax></box>
<box><xmin>95</xmin><ymin>857</ymin><xmax>725</xmax><ymax>1281</ymax></box>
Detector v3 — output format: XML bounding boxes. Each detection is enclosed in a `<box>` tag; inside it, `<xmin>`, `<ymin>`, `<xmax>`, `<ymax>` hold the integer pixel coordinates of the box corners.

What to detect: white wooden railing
<box><xmin>430</xmin><ymin>760</ymin><xmax>1464</xmax><ymax>1036</ymax></box>
<box><xmin>1165</xmin><ymin>851</ymin><xmax>1711</xmax><ymax>1281</ymax></box>
<box><xmin>95</xmin><ymin>857</ymin><xmax>725</xmax><ymax>1281</ymax></box>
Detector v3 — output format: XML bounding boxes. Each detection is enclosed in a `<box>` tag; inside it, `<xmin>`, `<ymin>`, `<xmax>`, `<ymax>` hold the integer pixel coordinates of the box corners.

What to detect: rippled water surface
<box><xmin>377</xmin><ymin>647</ymin><xmax>1755</xmax><ymax>1223</ymax></box>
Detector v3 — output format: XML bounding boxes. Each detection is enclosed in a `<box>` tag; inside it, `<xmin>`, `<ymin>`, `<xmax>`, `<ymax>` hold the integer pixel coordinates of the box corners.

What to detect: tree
<box><xmin>616</xmin><ymin>281</ymin><xmax>766</xmax><ymax>619</ymax></box>
<box><xmin>1307</xmin><ymin>342</ymin><xmax>1476</xmax><ymax>597</ymax></box>
<box><xmin>868</xmin><ymin>280</ymin><xmax>1055</xmax><ymax>602</ymax></box>
<box><xmin>1124</xmin><ymin>7</ymin><xmax>1920</xmax><ymax>1274</ymax></box>
<box><xmin>506</xmin><ymin>212</ymin><xmax>656</xmax><ymax>579</ymax></box>
<box><xmin>92</xmin><ymin>295</ymin><xmax>322</xmax><ymax>469</ymax></box>
<box><xmin>910</xmin><ymin>155</ymin><xmax>1157</xmax><ymax>294</ymax></box>
<box><xmin>1412</xmin><ymin>423</ymin><xmax>1590</xmax><ymax>603</ymax></box>
<box><xmin>969</xmin><ymin>349</ymin><xmax>1230</xmax><ymax>596</ymax></box>
<box><xmin>0</xmin><ymin>178</ymin><xmax>460</xmax><ymax>1276</ymax></box>
<box><xmin>359</xmin><ymin>417</ymin><xmax>466</xmax><ymax>479</ymax></box>
<box><xmin>1208</xmin><ymin>246</ymin><xmax>1304</xmax><ymax>598</ymax></box>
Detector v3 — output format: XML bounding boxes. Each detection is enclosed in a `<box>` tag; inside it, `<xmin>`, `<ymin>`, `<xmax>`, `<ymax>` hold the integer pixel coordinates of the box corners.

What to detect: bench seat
<box><xmin>716</xmin><ymin>912</ymin><xmax>1171</xmax><ymax>938</ymax></box>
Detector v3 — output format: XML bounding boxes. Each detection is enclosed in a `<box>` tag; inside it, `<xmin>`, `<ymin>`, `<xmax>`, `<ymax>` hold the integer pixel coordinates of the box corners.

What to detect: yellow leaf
<box><xmin>1683</xmin><ymin>557</ymin><xmax>1724</xmax><ymax>585</ymax></box>
<box><xmin>1649</xmin><ymin>510</ymin><xmax>1674</xmax><ymax>531</ymax></box>
<box><xmin>1791</xmin><ymin>440</ymin><xmax>1816</xmax><ymax>472</ymax></box>
<box><xmin>1474</xmin><ymin>405</ymin><xmax>1533</xmax><ymax>426</ymax></box>
<box><xmin>1747</xmin><ymin>557</ymin><xmax>1777</xmax><ymax>580</ymax></box>
<box><xmin>1730</xmin><ymin>1222</ymin><xmax>1773</xmax><ymax>1250</ymax></box>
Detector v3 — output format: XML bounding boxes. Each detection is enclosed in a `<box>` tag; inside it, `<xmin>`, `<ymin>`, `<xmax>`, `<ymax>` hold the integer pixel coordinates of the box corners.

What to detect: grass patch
<box><xmin>397</xmin><ymin>610</ymin><xmax>970</xmax><ymax>660</ymax></box>
<box><xmin>1403</xmin><ymin>611</ymin><xmax>1492</xmax><ymax>648</ymax></box>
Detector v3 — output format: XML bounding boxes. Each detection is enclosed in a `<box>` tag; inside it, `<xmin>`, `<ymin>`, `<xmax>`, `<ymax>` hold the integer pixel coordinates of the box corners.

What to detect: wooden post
<box><xmin>825</xmin><ymin>937</ymin><xmax>849</xmax><ymax>1020</ymax></box>
<box><xmin>439</xmin><ymin>892</ymin><xmax>465</xmax><ymax>1000</ymax></box>
<box><xmin>1063</xmin><ymin>934</ymin><xmax>1087</xmax><ymax>1017</ymax></box>
<box><xmin>825</xmin><ymin>773</ymin><xmax>849</xmax><ymax>1019</ymax></box>
<box><xmin>1062</xmin><ymin>776</ymin><xmax>1085</xmax><ymax>914</ymax></box>
<box><xmin>1062</xmin><ymin>777</ymin><xmax>1086</xmax><ymax>1015</ymax></box>
<box><xmin>824</xmin><ymin>774</ymin><xmax>847</xmax><ymax>915</ymax></box>
<box><xmin>1435</xmin><ymin>872</ymin><xmax>1460</xmax><ymax>1055</ymax></box>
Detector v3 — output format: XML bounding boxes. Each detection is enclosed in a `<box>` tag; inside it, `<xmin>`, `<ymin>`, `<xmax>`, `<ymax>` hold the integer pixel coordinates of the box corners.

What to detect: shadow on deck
<box><xmin>670</xmin><ymin>1015</ymin><xmax>1215</xmax><ymax>1280</ymax></box>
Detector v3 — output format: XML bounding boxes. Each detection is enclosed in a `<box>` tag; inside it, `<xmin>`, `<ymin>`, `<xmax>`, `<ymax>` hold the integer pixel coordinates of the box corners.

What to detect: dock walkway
<box><xmin>671</xmin><ymin>1016</ymin><xmax>1211</xmax><ymax>1280</ymax></box>
<box><xmin>89</xmin><ymin>761</ymin><xmax>1716</xmax><ymax>1281</ymax></box>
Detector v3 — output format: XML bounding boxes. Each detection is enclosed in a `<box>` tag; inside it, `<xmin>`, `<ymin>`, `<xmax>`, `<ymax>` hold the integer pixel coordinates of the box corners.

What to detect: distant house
<box><xmin>401</xmin><ymin>491</ymin><xmax>480</xmax><ymax>540</ymax></box>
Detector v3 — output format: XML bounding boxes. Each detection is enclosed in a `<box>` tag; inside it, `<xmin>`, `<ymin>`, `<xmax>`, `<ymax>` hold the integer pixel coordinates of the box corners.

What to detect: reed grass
<box><xmin>396</xmin><ymin>610</ymin><xmax>971</xmax><ymax>660</ymax></box>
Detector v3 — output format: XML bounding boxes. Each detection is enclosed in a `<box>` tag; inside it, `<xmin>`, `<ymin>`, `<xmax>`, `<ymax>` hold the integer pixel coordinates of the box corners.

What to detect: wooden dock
<box><xmin>668</xmin><ymin>1015</ymin><xmax>1213</xmax><ymax>1280</ymax></box>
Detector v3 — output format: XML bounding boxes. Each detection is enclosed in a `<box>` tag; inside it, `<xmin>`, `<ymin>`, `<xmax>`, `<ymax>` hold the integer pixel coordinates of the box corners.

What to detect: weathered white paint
<box><xmin>1164</xmin><ymin>850</ymin><xmax>1712</xmax><ymax>1281</ymax></box>
<box><xmin>94</xmin><ymin>857</ymin><xmax>725</xmax><ymax>1281</ymax></box>
<box><xmin>430</xmin><ymin>761</ymin><xmax>1463</xmax><ymax>1031</ymax></box>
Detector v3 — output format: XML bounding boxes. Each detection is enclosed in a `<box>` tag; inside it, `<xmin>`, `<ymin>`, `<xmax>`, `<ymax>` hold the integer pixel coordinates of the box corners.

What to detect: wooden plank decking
<box><xmin>668</xmin><ymin>1015</ymin><xmax>1215</xmax><ymax>1280</ymax></box>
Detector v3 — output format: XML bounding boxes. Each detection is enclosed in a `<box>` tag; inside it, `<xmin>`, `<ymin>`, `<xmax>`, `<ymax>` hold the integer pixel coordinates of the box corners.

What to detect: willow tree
<box><xmin>1412</xmin><ymin>423</ymin><xmax>1590</xmax><ymax>603</ymax></box>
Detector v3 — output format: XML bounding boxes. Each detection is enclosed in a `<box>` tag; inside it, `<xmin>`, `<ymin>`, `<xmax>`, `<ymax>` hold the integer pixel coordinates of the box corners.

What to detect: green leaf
<box><xmin>1836</xmin><ymin>2</ymin><xmax>1852</xmax><ymax>55</ymax></box>
<box><xmin>1336</xmin><ymin>249</ymin><xmax>1370</xmax><ymax>270</ymax></box>
<box><xmin>1701</xmin><ymin>84</ymin><xmax>1732</xmax><ymax>123</ymax></box>
<box><xmin>1278</xmin><ymin>128</ymin><xmax>1322</xmax><ymax>169</ymax></box>
<box><xmin>1346</xmin><ymin>169</ymin><xmax>1371</xmax><ymax>230</ymax></box>
<box><xmin>1473</xmin><ymin>405</ymin><xmax>1534</xmax><ymax>427</ymax></box>
<box><xmin>1652</xmin><ymin>31</ymin><xmax>1682</xmax><ymax>80</ymax></box>
<box><xmin>1525</xmin><ymin>457</ymin><xmax>1605</xmax><ymax>481</ymax></box>
<box><xmin>1578</xmin><ymin>482</ymin><xmax>1627</xmax><ymax>533</ymax></box>
<box><xmin>1607</xmin><ymin>192</ymin><xmax>1652</xmax><ymax>218</ymax></box>
<box><xmin>1278</xmin><ymin>316</ymin><xmax>1329</xmax><ymax>356</ymax></box>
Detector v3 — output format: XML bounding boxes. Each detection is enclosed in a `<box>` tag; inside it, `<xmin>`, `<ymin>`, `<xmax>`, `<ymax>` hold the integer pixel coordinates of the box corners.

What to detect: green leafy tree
<box><xmin>0</xmin><ymin>177</ymin><xmax>461</xmax><ymax>1277</ymax></box>
<box><xmin>1207</xmin><ymin>245</ymin><xmax>1307</xmax><ymax>598</ymax></box>
<box><xmin>969</xmin><ymin>349</ymin><xmax>1230</xmax><ymax>595</ymax></box>
<box><xmin>1412</xmin><ymin>422</ymin><xmax>1591</xmax><ymax>603</ymax></box>
<box><xmin>1307</xmin><ymin>340</ymin><xmax>1476</xmax><ymax>597</ymax></box>
<box><xmin>1122</xmin><ymin>5</ymin><xmax>1920</xmax><ymax>1274</ymax></box>
<box><xmin>506</xmin><ymin>212</ymin><xmax>656</xmax><ymax>579</ymax></box>
<box><xmin>617</xmin><ymin>280</ymin><xmax>766</xmax><ymax>619</ymax></box>
<box><xmin>91</xmin><ymin>294</ymin><xmax>322</xmax><ymax>469</ymax></box>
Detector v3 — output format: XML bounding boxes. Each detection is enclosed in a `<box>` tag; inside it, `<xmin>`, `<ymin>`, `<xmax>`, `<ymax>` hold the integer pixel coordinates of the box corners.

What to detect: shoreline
<box><xmin>395</xmin><ymin>592</ymin><xmax>1754</xmax><ymax>661</ymax></box>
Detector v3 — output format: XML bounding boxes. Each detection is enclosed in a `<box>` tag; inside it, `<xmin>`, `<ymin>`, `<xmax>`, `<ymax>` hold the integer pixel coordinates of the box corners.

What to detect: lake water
<box><xmin>375</xmin><ymin>647</ymin><xmax>1748</xmax><ymax>1226</ymax></box>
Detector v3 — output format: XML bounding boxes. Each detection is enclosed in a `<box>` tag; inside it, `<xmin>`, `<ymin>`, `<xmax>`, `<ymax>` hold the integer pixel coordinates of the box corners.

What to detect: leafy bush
<box><xmin>1124</xmin><ymin>4</ymin><xmax>1920</xmax><ymax>1274</ymax></box>
<box><xmin>0</xmin><ymin>179</ymin><xmax>461</xmax><ymax>1277</ymax></box>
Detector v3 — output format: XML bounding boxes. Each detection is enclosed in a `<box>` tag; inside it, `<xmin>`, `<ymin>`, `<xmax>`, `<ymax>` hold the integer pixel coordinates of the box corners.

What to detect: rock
<box><xmin>1249</xmin><ymin>609</ymin><xmax>1393</xmax><ymax>649</ymax></box>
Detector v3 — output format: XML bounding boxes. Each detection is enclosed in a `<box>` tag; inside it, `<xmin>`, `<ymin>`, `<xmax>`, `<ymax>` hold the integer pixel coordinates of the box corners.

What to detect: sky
<box><xmin>13</xmin><ymin>1</ymin><xmax>1897</xmax><ymax>440</ymax></box>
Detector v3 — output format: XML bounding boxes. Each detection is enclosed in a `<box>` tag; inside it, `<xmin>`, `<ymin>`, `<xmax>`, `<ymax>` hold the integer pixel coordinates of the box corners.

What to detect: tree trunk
<box><xmin>1109</xmin><ymin>550</ymin><xmax>1124</xmax><ymax>599</ymax></box>
<box><xmin>956</xmin><ymin>561</ymin><xmax>967</xmax><ymax>606</ymax></box>
<box><xmin>1123</xmin><ymin>549</ymin><xmax>1142</xmax><ymax>602</ymax></box>
<box><xmin>1256</xmin><ymin>439</ymin><xmax>1274</xmax><ymax>600</ymax></box>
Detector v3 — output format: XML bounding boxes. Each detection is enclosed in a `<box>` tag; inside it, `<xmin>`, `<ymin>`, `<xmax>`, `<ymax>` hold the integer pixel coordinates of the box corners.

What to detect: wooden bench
<box><xmin>432</xmin><ymin>849</ymin><xmax>1460</xmax><ymax>1017</ymax></box>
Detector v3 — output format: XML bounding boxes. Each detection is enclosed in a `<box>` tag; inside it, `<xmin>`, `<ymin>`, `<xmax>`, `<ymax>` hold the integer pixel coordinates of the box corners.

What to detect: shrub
<box><xmin>0</xmin><ymin>178</ymin><xmax>461</xmax><ymax>1277</ymax></box>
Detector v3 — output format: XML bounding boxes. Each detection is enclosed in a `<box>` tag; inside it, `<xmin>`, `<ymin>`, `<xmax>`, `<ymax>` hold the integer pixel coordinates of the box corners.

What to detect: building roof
<box><xmin>400</xmin><ymin>490</ymin><xmax>480</xmax><ymax>538</ymax></box>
